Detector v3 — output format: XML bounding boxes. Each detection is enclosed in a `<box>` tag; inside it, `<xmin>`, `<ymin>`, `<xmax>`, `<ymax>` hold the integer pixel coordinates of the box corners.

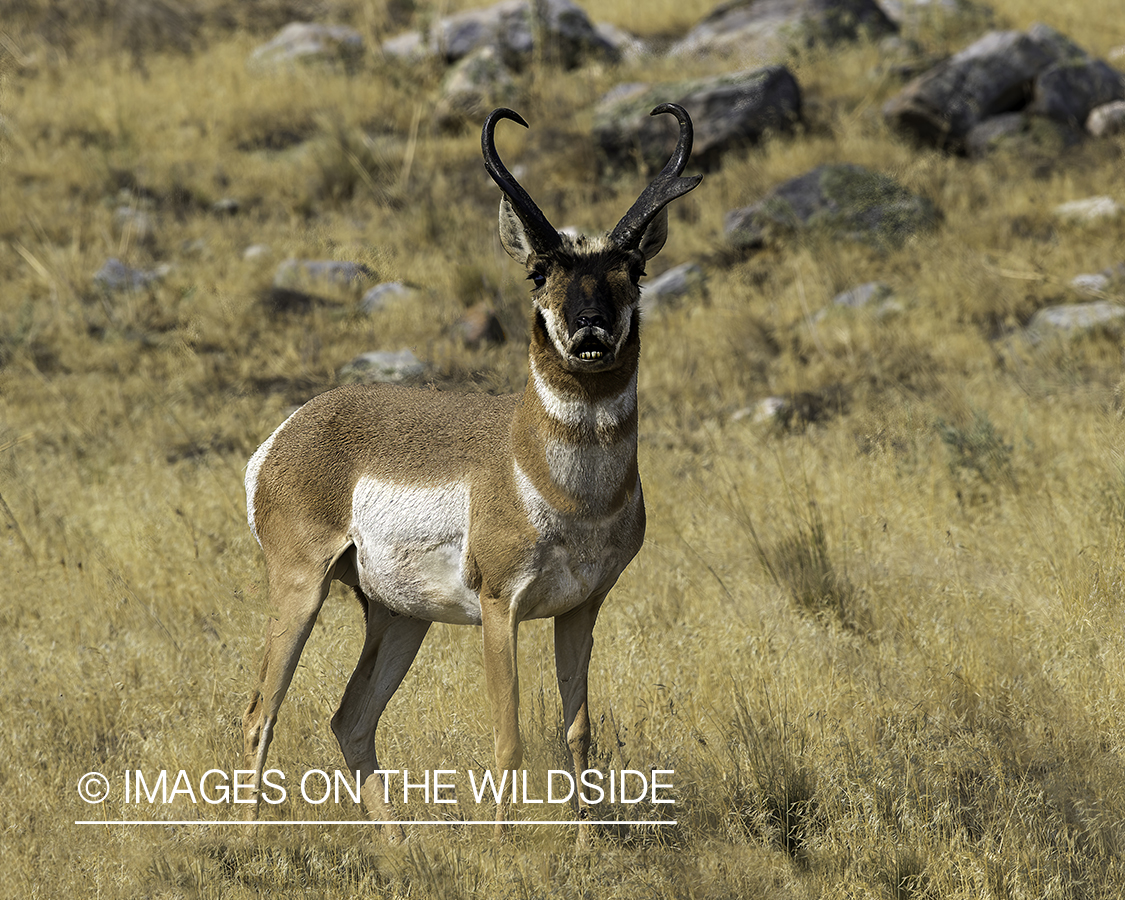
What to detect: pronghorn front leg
<box><xmin>242</xmin><ymin>564</ymin><xmax>333</xmax><ymax>817</ymax></box>
<box><xmin>554</xmin><ymin>595</ymin><xmax>604</xmax><ymax>849</ymax></box>
<box><xmin>480</xmin><ymin>594</ymin><xmax>522</xmax><ymax>839</ymax></box>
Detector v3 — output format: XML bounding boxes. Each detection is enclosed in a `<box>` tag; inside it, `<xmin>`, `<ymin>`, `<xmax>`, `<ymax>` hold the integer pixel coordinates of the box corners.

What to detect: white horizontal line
<box><xmin>75</xmin><ymin>819</ymin><xmax>676</xmax><ymax>827</ymax></box>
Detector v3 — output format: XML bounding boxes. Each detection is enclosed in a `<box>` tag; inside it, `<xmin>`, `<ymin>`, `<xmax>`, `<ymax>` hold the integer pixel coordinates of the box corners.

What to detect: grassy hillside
<box><xmin>2</xmin><ymin>0</ymin><xmax>1125</xmax><ymax>896</ymax></box>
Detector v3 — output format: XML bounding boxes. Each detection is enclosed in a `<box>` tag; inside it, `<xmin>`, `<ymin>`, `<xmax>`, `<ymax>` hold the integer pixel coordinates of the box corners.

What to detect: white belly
<box><xmin>349</xmin><ymin>477</ymin><xmax>481</xmax><ymax>624</ymax></box>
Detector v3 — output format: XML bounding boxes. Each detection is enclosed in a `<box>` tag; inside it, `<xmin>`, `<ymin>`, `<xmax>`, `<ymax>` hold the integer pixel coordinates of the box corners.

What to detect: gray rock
<box><xmin>1069</xmin><ymin>262</ymin><xmax>1125</xmax><ymax>296</ymax></box>
<box><xmin>884</xmin><ymin>22</ymin><xmax>1125</xmax><ymax>149</ymax></box>
<box><xmin>381</xmin><ymin>0</ymin><xmax>617</xmax><ymax>69</ymax></box>
<box><xmin>724</xmin><ymin>163</ymin><xmax>940</xmax><ymax>250</ymax></box>
<box><xmin>1053</xmin><ymin>196</ymin><xmax>1122</xmax><ymax>224</ymax></box>
<box><xmin>359</xmin><ymin>281</ymin><xmax>423</xmax><ymax>313</ymax></box>
<box><xmin>113</xmin><ymin>206</ymin><xmax>157</xmax><ymax>246</ymax></box>
<box><xmin>243</xmin><ymin>244</ymin><xmax>271</xmax><ymax>260</ymax></box>
<box><xmin>670</xmin><ymin>0</ymin><xmax>896</xmax><ymax>64</ymax></box>
<box><xmin>832</xmin><ymin>280</ymin><xmax>894</xmax><ymax>308</ymax></box>
<box><xmin>963</xmin><ymin>111</ymin><xmax>1026</xmax><ymax>157</ymax></box>
<box><xmin>593</xmin><ymin>66</ymin><xmax>801</xmax><ymax>172</ymax></box>
<box><xmin>93</xmin><ymin>258</ymin><xmax>168</xmax><ymax>292</ymax></box>
<box><xmin>274</xmin><ymin>259</ymin><xmax>375</xmax><ymax>289</ymax></box>
<box><xmin>338</xmin><ymin>349</ymin><xmax>426</xmax><ymax>383</ymax></box>
<box><xmin>1087</xmin><ymin>99</ymin><xmax>1125</xmax><ymax>136</ymax></box>
<box><xmin>1070</xmin><ymin>273</ymin><xmax>1111</xmax><ymax>296</ymax></box>
<box><xmin>1027</xmin><ymin>301</ymin><xmax>1125</xmax><ymax>338</ymax></box>
<box><xmin>1028</xmin><ymin>58</ymin><xmax>1125</xmax><ymax>128</ymax></box>
<box><xmin>964</xmin><ymin>111</ymin><xmax>1084</xmax><ymax>158</ymax></box>
<box><xmin>595</xmin><ymin>22</ymin><xmax>648</xmax><ymax>61</ymax></box>
<box><xmin>434</xmin><ymin>45</ymin><xmax>519</xmax><ymax>130</ymax></box>
<box><xmin>883</xmin><ymin>28</ymin><xmax>1057</xmax><ymax>148</ymax></box>
<box><xmin>875</xmin><ymin>0</ymin><xmax>984</xmax><ymax>30</ymax></box>
<box><xmin>249</xmin><ymin>22</ymin><xmax>365</xmax><ymax>69</ymax></box>
<box><xmin>641</xmin><ymin>263</ymin><xmax>706</xmax><ymax>310</ymax></box>
<box><xmin>814</xmin><ymin>281</ymin><xmax>902</xmax><ymax>321</ymax></box>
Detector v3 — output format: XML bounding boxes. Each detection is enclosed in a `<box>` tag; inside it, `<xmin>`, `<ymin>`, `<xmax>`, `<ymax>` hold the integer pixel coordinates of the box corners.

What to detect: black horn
<box><xmin>482</xmin><ymin>108</ymin><xmax>562</xmax><ymax>256</ymax></box>
<box><xmin>609</xmin><ymin>103</ymin><xmax>702</xmax><ymax>250</ymax></box>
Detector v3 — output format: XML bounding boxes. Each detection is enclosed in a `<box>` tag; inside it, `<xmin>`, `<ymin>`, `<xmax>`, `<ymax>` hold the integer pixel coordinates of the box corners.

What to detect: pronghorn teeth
<box><xmin>578</xmin><ymin>350</ymin><xmax>604</xmax><ymax>360</ymax></box>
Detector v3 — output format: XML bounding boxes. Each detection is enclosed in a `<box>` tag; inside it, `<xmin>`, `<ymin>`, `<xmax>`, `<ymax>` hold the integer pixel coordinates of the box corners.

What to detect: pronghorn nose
<box><xmin>575</xmin><ymin>309</ymin><xmax>608</xmax><ymax>331</ymax></box>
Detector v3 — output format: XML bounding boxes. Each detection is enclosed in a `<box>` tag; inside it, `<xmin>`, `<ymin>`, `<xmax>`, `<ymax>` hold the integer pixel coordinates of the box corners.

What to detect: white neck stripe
<box><xmin>529</xmin><ymin>358</ymin><xmax>636</xmax><ymax>431</ymax></box>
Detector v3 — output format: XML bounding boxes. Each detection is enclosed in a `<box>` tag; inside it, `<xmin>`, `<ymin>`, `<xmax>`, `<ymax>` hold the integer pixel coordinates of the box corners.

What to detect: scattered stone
<box><xmin>338</xmin><ymin>349</ymin><xmax>425</xmax><ymax>384</ymax></box>
<box><xmin>1087</xmin><ymin>100</ymin><xmax>1125</xmax><ymax>136</ymax></box>
<box><xmin>360</xmin><ymin>281</ymin><xmax>423</xmax><ymax>314</ymax></box>
<box><xmin>884</xmin><ymin>23</ymin><xmax>1125</xmax><ymax>150</ymax></box>
<box><xmin>434</xmin><ymin>45</ymin><xmax>519</xmax><ymax>130</ymax></box>
<box><xmin>93</xmin><ymin>258</ymin><xmax>168</xmax><ymax>292</ymax></box>
<box><xmin>249</xmin><ymin>22</ymin><xmax>365</xmax><ymax>70</ymax></box>
<box><xmin>670</xmin><ymin>0</ymin><xmax>895</xmax><ymax>65</ymax></box>
<box><xmin>381</xmin><ymin>0</ymin><xmax>617</xmax><ymax>69</ymax></box>
<box><xmin>883</xmin><ymin>29</ymin><xmax>1057</xmax><ymax>148</ymax></box>
<box><xmin>594</xmin><ymin>66</ymin><xmax>801</xmax><ymax>171</ymax></box>
<box><xmin>734</xmin><ymin>388</ymin><xmax>846</xmax><ymax>428</ymax></box>
<box><xmin>964</xmin><ymin>111</ymin><xmax>1083</xmax><ymax>158</ymax></box>
<box><xmin>875</xmin><ymin>0</ymin><xmax>985</xmax><ymax>30</ymax></box>
<box><xmin>594</xmin><ymin>22</ymin><xmax>648</xmax><ymax>61</ymax></box>
<box><xmin>724</xmin><ymin>163</ymin><xmax>940</xmax><ymax>250</ymax></box>
<box><xmin>113</xmin><ymin>206</ymin><xmax>157</xmax><ymax>246</ymax></box>
<box><xmin>1070</xmin><ymin>273</ymin><xmax>1111</xmax><ymax>296</ymax></box>
<box><xmin>814</xmin><ymin>281</ymin><xmax>903</xmax><ymax>321</ymax></box>
<box><xmin>243</xmin><ymin>244</ymin><xmax>271</xmax><ymax>261</ymax></box>
<box><xmin>641</xmin><ymin>262</ymin><xmax>706</xmax><ymax>311</ymax></box>
<box><xmin>274</xmin><ymin>259</ymin><xmax>375</xmax><ymax>290</ymax></box>
<box><xmin>457</xmin><ymin>303</ymin><xmax>506</xmax><ymax>346</ymax></box>
<box><xmin>733</xmin><ymin>396</ymin><xmax>789</xmax><ymax>424</ymax></box>
<box><xmin>1026</xmin><ymin>301</ymin><xmax>1125</xmax><ymax>338</ymax></box>
<box><xmin>1053</xmin><ymin>196</ymin><xmax>1122</xmax><ymax>224</ymax></box>
<box><xmin>211</xmin><ymin>197</ymin><xmax>241</xmax><ymax>216</ymax></box>
<box><xmin>1069</xmin><ymin>262</ymin><xmax>1125</xmax><ymax>297</ymax></box>
<box><xmin>963</xmin><ymin>112</ymin><xmax>1026</xmax><ymax>157</ymax></box>
<box><xmin>1027</xmin><ymin>57</ymin><xmax>1125</xmax><ymax>128</ymax></box>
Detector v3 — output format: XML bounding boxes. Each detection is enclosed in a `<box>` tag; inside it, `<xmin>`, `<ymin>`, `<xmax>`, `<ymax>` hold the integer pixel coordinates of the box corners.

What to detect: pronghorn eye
<box><xmin>529</xmin><ymin>272</ymin><xmax>547</xmax><ymax>290</ymax></box>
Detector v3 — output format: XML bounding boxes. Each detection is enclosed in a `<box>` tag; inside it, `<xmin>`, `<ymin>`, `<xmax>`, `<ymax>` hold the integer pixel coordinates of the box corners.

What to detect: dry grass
<box><xmin>3</xmin><ymin>0</ymin><xmax>1125</xmax><ymax>896</ymax></box>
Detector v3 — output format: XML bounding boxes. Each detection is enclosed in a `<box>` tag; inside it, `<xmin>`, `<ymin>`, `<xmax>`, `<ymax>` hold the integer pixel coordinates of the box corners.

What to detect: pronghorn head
<box><xmin>483</xmin><ymin>104</ymin><xmax>701</xmax><ymax>376</ymax></box>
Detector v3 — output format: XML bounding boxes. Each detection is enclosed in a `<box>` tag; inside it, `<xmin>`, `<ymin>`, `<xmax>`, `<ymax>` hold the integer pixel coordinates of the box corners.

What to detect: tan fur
<box><xmin>241</xmin><ymin>108</ymin><xmax>698</xmax><ymax>847</ymax></box>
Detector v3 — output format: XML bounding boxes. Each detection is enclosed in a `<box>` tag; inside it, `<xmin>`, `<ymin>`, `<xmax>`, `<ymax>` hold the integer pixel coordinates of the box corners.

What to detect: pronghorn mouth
<box><xmin>569</xmin><ymin>335</ymin><xmax>613</xmax><ymax>366</ymax></box>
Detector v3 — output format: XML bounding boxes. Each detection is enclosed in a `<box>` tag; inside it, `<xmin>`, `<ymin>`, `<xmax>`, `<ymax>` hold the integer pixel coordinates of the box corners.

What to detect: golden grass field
<box><xmin>3</xmin><ymin>0</ymin><xmax>1125</xmax><ymax>896</ymax></box>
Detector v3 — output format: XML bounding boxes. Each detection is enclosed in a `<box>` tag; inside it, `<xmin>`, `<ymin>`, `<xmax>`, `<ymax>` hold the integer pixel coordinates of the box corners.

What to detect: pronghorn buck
<box><xmin>241</xmin><ymin>103</ymin><xmax>701</xmax><ymax>844</ymax></box>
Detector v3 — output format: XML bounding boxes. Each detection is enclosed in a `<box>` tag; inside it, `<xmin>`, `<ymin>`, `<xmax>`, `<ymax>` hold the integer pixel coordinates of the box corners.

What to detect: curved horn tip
<box><xmin>485</xmin><ymin>108</ymin><xmax>529</xmax><ymax>131</ymax></box>
<box><xmin>650</xmin><ymin>102</ymin><xmax>690</xmax><ymax>121</ymax></box>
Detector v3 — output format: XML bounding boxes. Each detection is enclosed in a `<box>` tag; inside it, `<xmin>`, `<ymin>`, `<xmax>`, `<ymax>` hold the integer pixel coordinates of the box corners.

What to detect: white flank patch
<box><xmin>349</xmin><ymin>477</ymin><xmax>480</xmax><ymax>625</ymax></box>
<box><xmin>530</xmin><ymin>357</ymin><xmax>636</xmax><ymax>432</ymax></box>
<box><xmin>244</xmin><ymin>407</ymin><xmax>300</xmax><ymax>546</ymax></box>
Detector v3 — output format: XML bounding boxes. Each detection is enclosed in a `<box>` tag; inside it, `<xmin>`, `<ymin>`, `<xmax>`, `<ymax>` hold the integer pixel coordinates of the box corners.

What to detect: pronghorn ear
<box><xmin>499</xmin><ymin>197</ymin><xmax>534</xmax><ymax>265</ymax></box>
<box><xmin>637</xmin><ymin>207</ymin><xmax>668</xmax><ymax>260</ymax></box>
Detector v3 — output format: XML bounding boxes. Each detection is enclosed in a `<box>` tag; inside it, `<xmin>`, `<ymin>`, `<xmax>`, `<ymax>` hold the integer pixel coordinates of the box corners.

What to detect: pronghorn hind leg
<box><xmin>554</xmin><ymin>595</ymin><xmax>604</xmax><ymax>849</ymax></box>
<box><xmin>480</xmin><ymin>595</ymin><xmax>522</xmax><ymax>840</ymax></box>
<box><xmin>241</xmin><ymin>562</ymin><xmax>333</xmax><ymax>818</ymax></box>
<box><xmin>331</xmin><ymin>593</ymin><xmax>430</xmax><ymax>843</ymax></box>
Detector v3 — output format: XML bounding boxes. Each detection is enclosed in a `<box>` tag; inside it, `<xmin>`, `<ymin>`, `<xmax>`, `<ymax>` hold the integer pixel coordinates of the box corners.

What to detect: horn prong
<box><xmin>609</xmin><ymin>103</ymin><xmax>702</xmax><ymax>251</ymax></box>
<box><xmin>482</xmin><ymin>109</ymin><xmax>562</xmax><ymax>256</ymax></box>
